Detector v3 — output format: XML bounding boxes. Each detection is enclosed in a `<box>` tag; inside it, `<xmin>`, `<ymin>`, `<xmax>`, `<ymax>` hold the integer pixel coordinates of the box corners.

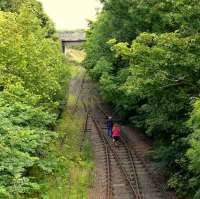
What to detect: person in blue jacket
<box><xmin>107</xmin><ymin>116</ymin><xmax>113</xmax><ymax>137</ymax></box>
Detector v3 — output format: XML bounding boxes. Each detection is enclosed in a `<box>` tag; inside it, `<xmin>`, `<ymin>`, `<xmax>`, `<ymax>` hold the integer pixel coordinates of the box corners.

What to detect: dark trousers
<box><xmin>107</xmin><ymin>127</ymin><xmax>112</xmax><ymax>137</ymax></box>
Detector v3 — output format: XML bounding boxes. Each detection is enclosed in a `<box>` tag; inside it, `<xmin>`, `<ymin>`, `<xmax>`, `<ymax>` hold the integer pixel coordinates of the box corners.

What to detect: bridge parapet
<box><xmin>58</xmin><ymin>30</ymin><xmax>86</xmax><ymax>54</ymax></box>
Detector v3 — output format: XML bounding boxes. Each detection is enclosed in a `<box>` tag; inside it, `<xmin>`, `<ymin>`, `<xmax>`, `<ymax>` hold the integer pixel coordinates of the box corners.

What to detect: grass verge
<box><xmin>39</xmin><ymin>49</ymin><xmax>93</xmax><ymax>199</ymax></box>
<box><xmin>40</xmin><ymin>92</ymin><xmax>93</xmax><ymax>199</ymax></box>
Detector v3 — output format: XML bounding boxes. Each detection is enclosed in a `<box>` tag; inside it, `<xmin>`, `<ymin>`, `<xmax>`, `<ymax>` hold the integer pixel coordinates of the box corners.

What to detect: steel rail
<box><xmin>95</xmin><ymin>98</ymin><xmax>170</xmax><ymax>199</ymax></box>
<box><xmin>120</xmin><ymin>136</ymin><xmax>142</xmax><ymax>199</ymax></box>
<box><xmin>79</xmin><ymin>104</ymin><xmax>89</xmax><ymax>151</ymax></box>
<box><xmin>61</xmin><ymin>74</ymin><xmax>86</xmax><ymax>146</ymax></box>
<box><xmin>73</xmin><ymin>73</ymin><xmax>86</xmax><ymax>113</ymax></box>
<box><xmin>121</xmin><ymin>133</ymin><xmax>169</xmax><ymax>199</ymax></box>
<box><xmin>91</xmin><ymin>114</ymin><xmax>112</xmax><ymax>199</ymax></box>
<box><xmin>92</xmin><ymin>116</ymin><xmax>141</xmax><ymax>199</ymax></box>
<box><xmin>92</xmin><ymin>100</ymin><xmax>142</xmax><ymax>199</ymax></box>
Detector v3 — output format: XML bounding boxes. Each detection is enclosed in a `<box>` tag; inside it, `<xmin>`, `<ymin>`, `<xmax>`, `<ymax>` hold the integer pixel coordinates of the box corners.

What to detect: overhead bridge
<box><xmin>58</xmin><ymin>31</ymin><xmax>86</xmax><ymax>55</ymax></box>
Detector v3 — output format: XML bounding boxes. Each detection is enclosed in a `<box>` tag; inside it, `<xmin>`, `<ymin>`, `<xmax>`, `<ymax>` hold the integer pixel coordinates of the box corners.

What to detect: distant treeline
<box><xmin>84</xmin><ymin>0</ymin><xmax>200</xmax><ymax>198</ymax></box>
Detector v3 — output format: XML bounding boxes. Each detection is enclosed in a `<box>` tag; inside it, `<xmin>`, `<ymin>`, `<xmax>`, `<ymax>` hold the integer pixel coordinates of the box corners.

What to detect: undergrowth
<box><xmin>41</xmin><ymin>50</ymin><xmax>93</xmax><ymax>199</ymax></box>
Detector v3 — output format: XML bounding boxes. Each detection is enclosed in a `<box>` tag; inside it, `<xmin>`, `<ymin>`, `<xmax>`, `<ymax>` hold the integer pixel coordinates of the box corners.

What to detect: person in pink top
<box><xmin>112</xmin><ymin>123</ymin><xmax>121</xmax><ymax>146</ymax></box>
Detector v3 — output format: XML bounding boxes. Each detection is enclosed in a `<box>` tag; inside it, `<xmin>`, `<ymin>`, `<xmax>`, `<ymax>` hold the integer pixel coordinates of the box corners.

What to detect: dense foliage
<box><xmin>0</xmin><ymin>1</ymin><xmax>70</xmax><ymax>198</ymax></box>
<box><xmin>84</xmin><ymin>0</ymin><xmax>200</xmax><ymax>197</ymax></box>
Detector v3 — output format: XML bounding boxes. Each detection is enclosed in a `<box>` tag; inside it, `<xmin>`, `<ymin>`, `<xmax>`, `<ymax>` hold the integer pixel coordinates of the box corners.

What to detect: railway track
<box><xmin>71</xmin><ymin>74</ymin><xmax>166</xmax><ymax>199</ymax></box>
<box><xmin>72</xmin><ymin>73</ymin><xmax>86</xmax><ymax>113</ymax></box>
<box><xmin>92</xmin><ymin>96</ymin><xmax>167</xmax><ymax>199</ymax></box>
<box><xmin>89</xmin><ymin>100</ymin><xmax>142</xmax><ymax>199</ymax></box>
<box><xmin>90</xmin><ymin>114</ymin><xmax>112</xmax><ymax>199</ymax></box>
<box><xmin>79</xmin><ymin>105</ymin><xmax>89</xmax><ymax>151</ymax></box>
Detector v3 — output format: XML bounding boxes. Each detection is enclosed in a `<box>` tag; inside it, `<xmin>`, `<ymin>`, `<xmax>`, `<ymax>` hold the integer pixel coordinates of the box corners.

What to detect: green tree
<box><xmin>84</xmin><ymin>0</ymin><xmax>200</xmax><ymax>197</ymax></box>
<box><xmin>0</xmin><ymin>1</ymin><xmax>70</xmax><ymax>198</ymax></box>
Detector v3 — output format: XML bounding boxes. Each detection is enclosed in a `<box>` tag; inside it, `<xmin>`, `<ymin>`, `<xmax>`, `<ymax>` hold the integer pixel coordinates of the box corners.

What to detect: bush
<box><xmin>0</xmin><ymin>1</ymin><xmax>70</xmax><ymax>198</ymax></box>
<box><xmin>84</xmin><ymin>0</ymin><xmax>200</xmax><ymax>197</ymax></box>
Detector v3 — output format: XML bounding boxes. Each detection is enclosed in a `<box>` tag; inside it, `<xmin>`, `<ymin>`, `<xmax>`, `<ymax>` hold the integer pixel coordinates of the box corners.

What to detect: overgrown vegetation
<box><xmin>84</xmin><ymin>0</ymin><xmax>200</xmax><ymax>198</ymax></box>
<box><xmin>44</xmin><ymin>49</ymin><xmax>93</xmax><ymax>199</ymax></box>
<box><xmin>0</xmin><ymin>0</ymin><xmax>70</xmax><ymax>198</ymax></box>
<box><xmin>45</xmin><ymin>49</ymin><xmax>93</xmax><ymax>199</ymax></box>
<box><xmin>44</xmin><ymin>90</ymin><xmax>93</xmax><ymax>199</ymax></box>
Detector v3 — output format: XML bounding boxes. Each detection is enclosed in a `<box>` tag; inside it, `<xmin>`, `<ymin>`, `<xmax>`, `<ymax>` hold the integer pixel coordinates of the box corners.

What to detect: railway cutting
<box><xmin>73</xmin><ymin>73</ymin><xmax>174</xmax><ymax>199</ymax></box>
